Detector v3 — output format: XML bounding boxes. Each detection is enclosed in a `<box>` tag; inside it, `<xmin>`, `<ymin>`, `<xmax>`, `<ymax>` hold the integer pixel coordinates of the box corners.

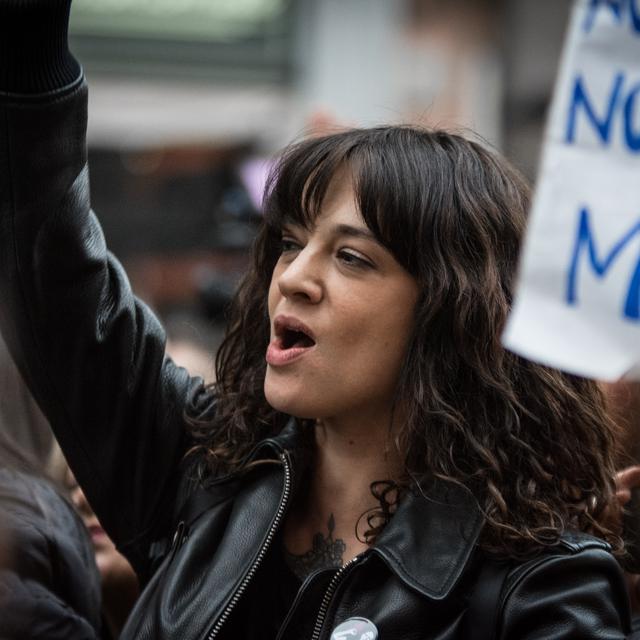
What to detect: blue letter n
<box><xmin>565</xmin><ymin>73</ymin><xmax>624</xmax><ymax>145</ymax></box>
<box><xmin>566</xmin><ymin>206</ymin><xmax>640</xmax><ymax>320</ymax></box>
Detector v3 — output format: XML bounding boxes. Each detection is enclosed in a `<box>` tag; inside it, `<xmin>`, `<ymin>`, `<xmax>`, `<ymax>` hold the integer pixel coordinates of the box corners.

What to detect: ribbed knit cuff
<box><xmin>0</xmin><ymin>0</ymin><xmax>81</xmax><ymax>95</ymax></box>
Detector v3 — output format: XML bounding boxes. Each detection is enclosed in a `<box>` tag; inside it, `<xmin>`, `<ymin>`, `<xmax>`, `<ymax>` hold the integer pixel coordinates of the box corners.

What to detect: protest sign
<box><xmin>503</xmin><ymin>0</ymin><xmax>640</xmax><ymax>381</ymax></box>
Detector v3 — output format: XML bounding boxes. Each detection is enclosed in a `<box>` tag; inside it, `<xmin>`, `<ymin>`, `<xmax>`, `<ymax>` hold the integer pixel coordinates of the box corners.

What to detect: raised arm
<box><xmin>0</xmin><ymin>0</ymin><xmax>212</xmax><ymax>574</ymax></box>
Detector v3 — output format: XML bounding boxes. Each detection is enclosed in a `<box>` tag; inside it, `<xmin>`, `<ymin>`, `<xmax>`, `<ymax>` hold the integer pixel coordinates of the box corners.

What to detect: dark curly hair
<box><xmin>187</xmin><ymin>126</ymin><xmax>622</xmax><ymax>557</ymax></box>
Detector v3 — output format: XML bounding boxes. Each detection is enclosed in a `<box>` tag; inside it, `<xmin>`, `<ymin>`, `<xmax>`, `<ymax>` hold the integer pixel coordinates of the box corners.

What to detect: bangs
<box><xmin>262</xmin><ymin>127</ymin><xmax>446</xmax><ymax>274</ymax></box>
<box><xmin>263</xmin><ymin>133</ymin><xmax>349</xmax><ymax>230</ymax></box>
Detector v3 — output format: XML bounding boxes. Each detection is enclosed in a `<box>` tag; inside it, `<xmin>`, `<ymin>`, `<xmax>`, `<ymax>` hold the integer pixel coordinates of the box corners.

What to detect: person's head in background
<box><xmin>64</xmin><ymin>466</ymin><xmax>136</xmax><ymax>581</ymax></box>
<box><xmin>194</xmin><ymin>126</ymin><xmax>622</xmax><ymax>555</ymax></box>
<box><xmin>64</xmin><ymin>462</ymin><xmax>139</xmax><ymax>638</ymax></box>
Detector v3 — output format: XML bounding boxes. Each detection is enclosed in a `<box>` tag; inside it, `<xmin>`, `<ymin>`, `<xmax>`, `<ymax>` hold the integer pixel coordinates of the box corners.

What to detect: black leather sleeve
<box><xmin>0</xmin><ymin>29</ymin><xmax>214</xmax><ymax>573</ymax></box>
<box><xmin>0</xmin><ymin>0</ymin><xmax>80</xmax><ymax>95</ymax></box>
<box><xmin>499</xmin><ymin>546</ymin><xmax>631</xmax><ymax>639</ymax></box>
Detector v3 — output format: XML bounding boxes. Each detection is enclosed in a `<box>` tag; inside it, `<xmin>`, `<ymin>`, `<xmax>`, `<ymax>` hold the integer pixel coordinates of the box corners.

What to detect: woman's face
<box><xmin>264</xmin><ymin>171</ymin><xmax>419</xmax><ymax>423</ymax></box>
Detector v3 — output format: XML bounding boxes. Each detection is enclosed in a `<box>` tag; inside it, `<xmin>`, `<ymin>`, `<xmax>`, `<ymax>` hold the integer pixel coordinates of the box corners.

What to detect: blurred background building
<box><xmin>68</xmin><ymin>0</ymin><xmax>573</xmax><ymax>358</ymax></box>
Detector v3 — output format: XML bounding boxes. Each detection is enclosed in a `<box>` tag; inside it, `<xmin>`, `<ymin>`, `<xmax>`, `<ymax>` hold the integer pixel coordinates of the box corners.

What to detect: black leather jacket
<box><xmin>0</xmin><ymin>6</ymin><xmax>634</xmax><ymax>637</ymax></box>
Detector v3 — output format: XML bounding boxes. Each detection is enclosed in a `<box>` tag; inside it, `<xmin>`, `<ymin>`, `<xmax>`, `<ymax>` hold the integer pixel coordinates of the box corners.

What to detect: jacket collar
<box><xmin>372</xmin><ymin>477</ymin><xmax>484</xmax><ymax>599</ymax></box>
<box><xmin>268</xmin><ymin>419</ymin><xmax>484</xmax><ymax>600</ymax></box>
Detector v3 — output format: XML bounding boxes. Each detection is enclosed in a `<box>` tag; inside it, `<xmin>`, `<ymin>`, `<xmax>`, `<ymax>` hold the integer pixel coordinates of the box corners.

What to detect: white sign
<box><xmin>503</xmin><ymin>0</ymin><xmax>640</xmax><ymax>381</ymax></box>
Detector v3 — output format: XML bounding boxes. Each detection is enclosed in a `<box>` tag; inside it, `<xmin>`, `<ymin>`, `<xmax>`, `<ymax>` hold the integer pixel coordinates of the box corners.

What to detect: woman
<box><xmin>0</xmin><ymin>1</ymin><xmax>632</xmax><ymax>638</ymax></box>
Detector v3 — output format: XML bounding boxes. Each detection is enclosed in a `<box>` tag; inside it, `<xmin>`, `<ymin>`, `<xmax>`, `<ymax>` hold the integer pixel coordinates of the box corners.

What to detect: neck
<box><xmin>283</xmin><ymin>412</ymin><xmax>403</xmax><ymax>572</ymax></box>
<box><xmin>102</xmin><ymin>577</ymin><xmax>139</xmax><ymax>639</ymax></box>
<box><xmin>311</xmin><ymin>414</ymin><xmax>401</xmax><ymax>516</ymax></box>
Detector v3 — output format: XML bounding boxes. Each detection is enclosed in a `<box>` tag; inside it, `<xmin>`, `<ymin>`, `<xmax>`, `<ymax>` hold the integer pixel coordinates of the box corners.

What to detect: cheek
<box><xmin>348</xmin><ymin>288</ymin><xmax>416</xmax><ymax>350</ymax></box>
<box><xmin>267</xmin><ymin>267</ymin><xmax>282</xmax><ymax>318</ymax></box>
<box><xmin>362</xmin><ymin>312</ymin><xmax>413</xmax><ymax>378</ymax></box>
<box><xmin>95</xmin><ymin>543</ymin><xmax>117</xmax><ymax>573</ymax></box>
<box><xmin>334</xmin><ymin>293</ymin><xmax>416</xmax><ymax>388</ymax></box>
<box><xmin>366</xmin><ymin>285</ymin><xmax>417</xmax><ymax>370</ymax></box>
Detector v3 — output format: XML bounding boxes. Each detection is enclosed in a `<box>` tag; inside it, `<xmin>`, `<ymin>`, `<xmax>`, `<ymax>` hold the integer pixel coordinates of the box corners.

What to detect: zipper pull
<box><xmin>168</xmin><ymin>520</ymin><xmax>186</xmax><ymax>561</ymax></box>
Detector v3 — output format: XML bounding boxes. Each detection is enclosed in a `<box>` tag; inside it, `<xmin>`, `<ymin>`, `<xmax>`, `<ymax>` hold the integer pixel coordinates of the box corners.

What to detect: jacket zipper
<box><xmin>206</xmin><ymin>451</ymin><xmax>292</xmax><ymax>640</ymax></box>
<box><xmin>310</xmin><ymin>553</ymin><xmax>363</xmax><ymax>640</ymax></box>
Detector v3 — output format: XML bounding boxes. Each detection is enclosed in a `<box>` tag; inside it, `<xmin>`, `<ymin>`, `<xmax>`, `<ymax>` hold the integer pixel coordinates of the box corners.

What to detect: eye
<box><xmin>280</xmin><ymin>236</ymin><xmax>302</xmax><ymax>254</ymax></box>
<box><xmin>337</xmin><ymin>249</ymin><xmax>374</xmax><ymax>269</ymax></box>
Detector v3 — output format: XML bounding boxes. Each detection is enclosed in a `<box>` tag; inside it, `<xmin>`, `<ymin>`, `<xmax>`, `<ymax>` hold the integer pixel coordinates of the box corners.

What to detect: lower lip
<box><xmin>266</xmin><ymin>341</ymin><xmax>315</xmax><ymax>366</ymax></box>
<box><xmin>89</xmin><ymin>526</ymin><xmax>107</xmax><ymax>541</ymax></box>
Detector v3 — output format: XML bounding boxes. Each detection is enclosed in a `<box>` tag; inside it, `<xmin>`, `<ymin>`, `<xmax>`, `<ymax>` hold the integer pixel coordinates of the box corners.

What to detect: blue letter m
<box><xmin>566</xmin><ymin>207</ymin><xmax>640</xmax><ymax>320</ymax></box>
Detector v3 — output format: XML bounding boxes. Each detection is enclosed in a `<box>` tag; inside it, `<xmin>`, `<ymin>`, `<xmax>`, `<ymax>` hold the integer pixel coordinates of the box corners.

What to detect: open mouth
<box><xmin>267</xmin><ymin>316</ymin><xmax>317</xmax><ymax>366</ymax></box>
<box><xmin>280</xmin><ymin>327</ymin><xmax>316</xmax><ymax>349</ymax></box>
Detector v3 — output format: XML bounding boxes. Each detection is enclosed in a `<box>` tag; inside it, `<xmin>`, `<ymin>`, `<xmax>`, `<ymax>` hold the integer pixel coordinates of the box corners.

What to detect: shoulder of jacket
<box><xmin>554</xmin><ymin>530</ymin><xmax>612</xmax><ymax>554</ymax></box>
<box><xmin>506</xmin><ymin>531</ymin><xmax>612</xmax><ymax>573</ymax></box>
<box><xmin>476</xmin><ymin>535</ymin><xmax>630</xmax><ymax>640</ymax></box>
<box><xmin>502</xmin><ymin>531</ymin><xmax>615</xmax><ymax>594</ymax></box>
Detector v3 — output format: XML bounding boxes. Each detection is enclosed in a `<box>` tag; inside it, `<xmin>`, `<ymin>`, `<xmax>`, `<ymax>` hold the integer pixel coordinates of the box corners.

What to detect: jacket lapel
<box><xmin>271</xmin><ymin>420</ymin><xmax>485</xmax><ymax>600</ymax></box>
<box><xmin>372</xmin><ymin>478</ymin><xmax>484</xmax><ymax>599</ymax></box>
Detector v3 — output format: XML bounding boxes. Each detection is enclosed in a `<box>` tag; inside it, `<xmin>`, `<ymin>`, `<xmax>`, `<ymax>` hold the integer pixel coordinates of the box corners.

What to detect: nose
<box><xmin>66</xmin><ymin>470</ymin><xmax>93</xmax><ymax>517</ymax></box>
<box><xmin>276</xmin><ymin>247</ymin><xmax>323</xmax><ymax>304</ymax></box>
<box><xmin>70</xmin><ymin>483</ymin><xmax>92</xmax><ymax>516</ymax></box>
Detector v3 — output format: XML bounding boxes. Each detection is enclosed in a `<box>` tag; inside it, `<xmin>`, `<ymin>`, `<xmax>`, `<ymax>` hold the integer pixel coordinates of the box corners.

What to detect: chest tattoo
<box><xmin>284</xmin><ymin>513</ymin><xmax>346</xmax><ymax>581</ymax></box>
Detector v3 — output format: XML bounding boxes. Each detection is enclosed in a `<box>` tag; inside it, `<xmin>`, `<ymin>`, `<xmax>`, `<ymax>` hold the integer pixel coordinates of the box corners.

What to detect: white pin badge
<box><xmin>330</xmin><ymin>617</ymin><xmax>378</xmax><ymax>640</ymax></box>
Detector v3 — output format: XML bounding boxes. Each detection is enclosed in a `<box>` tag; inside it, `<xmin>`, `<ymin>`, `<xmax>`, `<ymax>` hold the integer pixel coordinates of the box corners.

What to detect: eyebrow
<box><xmin>281</xmin><ymin>220</ymin><xmax>384</xmax><ymax>247</ymax></box>
<box><xmin>332</xmin><ymin>224</ymin><xmax>382</xmax><ymax>246</ymax></box>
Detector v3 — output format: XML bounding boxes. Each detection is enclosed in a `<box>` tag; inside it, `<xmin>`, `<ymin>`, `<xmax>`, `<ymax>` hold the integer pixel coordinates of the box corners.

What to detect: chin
<box><xmin>265</xmin><ymin>393</ymin><xmax>318</xmax><ymax>420</ymax></box>
<box><xmin>264</xmin><ymin>377</ymin><xmax>319</xmax><ymax>420</ymax></box>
